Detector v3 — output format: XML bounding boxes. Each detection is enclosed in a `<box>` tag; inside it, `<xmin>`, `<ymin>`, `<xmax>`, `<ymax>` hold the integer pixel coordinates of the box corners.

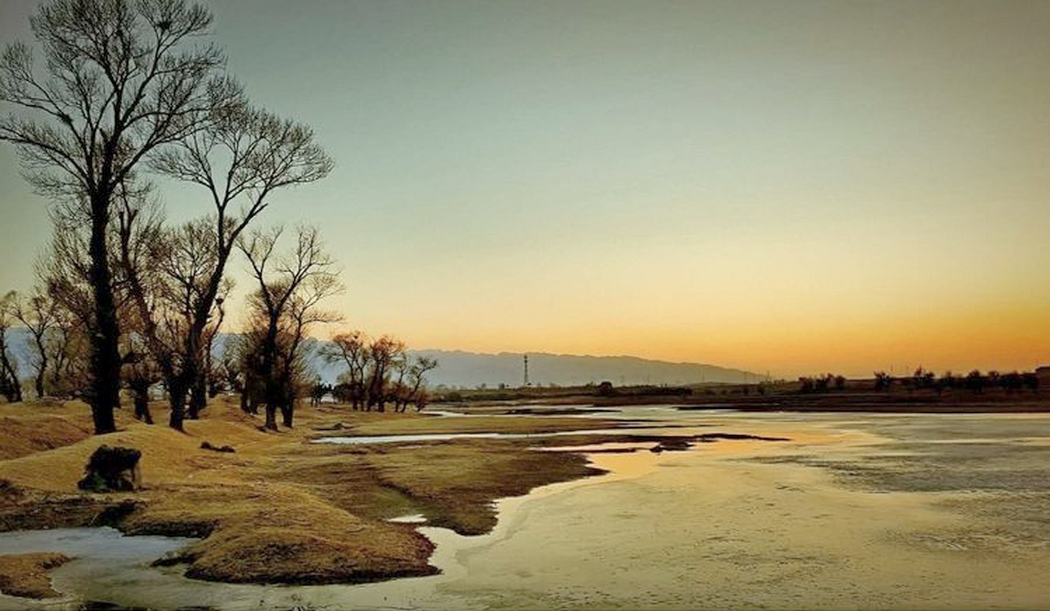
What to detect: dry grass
<box><xmin>0</xmin><ymin>552</ymin><xmax>71</xmax><ymax>598</ymax></box>
<box><xmin>0</xmin><ymin>397</ymin><xmax>615</xmax><ymax>585</ymax></box>
<box><xmin>0</xmin><ymin>402</ymin><xmax>94</xmax><ymax>460</ymax></box>
<box><xmin>326</xmin><ymin>410</ymin><xmax>612</xmax><ymax>436</ymax></box>
<box><xmin>277</xmin><ymin>439</ymin><xmax>603</xmax><ymax>535</ymax></box>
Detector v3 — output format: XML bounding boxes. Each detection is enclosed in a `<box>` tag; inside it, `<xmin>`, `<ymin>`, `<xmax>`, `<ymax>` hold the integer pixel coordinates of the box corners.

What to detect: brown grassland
<box><xmin>0</xmin><ymin>398</ymin><xmax>616</xmax><ymax>598</ymax></box>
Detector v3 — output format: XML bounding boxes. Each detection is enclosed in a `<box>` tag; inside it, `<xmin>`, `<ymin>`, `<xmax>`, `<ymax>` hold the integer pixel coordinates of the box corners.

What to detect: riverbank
<box><xmin>0</xmin><ymin>398</ymin><xmax>620</xmax><ymax>597</ymax></box>
<box><xmin>441</xmin><ymin>383</ymin><xmax>1050</xmax><ymax>412</ymax></box>
<box><xmin>2</xmin><ymin>404</ymin><xmax>1049</xmax><ymax>609</ymax></box>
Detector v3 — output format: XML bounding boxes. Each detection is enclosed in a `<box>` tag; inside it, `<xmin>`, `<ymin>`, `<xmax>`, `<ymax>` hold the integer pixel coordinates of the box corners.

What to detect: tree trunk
<box><xmin>280</xmin><ymin>399</ymin><xmax>294</xmax><ymax>428</ymax></box>
<box><xmin>188</xmin><ymin>374</ymin><xmax>206</xmax><ymax>419</ymax></box>
<box><xmin>168</xmin><ymin>378</ymin><xmax>188</xmax><ymax>431</ymax></box>
<box><xmin>0</xmin><ymin>352</ymin><xmax>20</xmax><ymax>403</ymax></box>
<box><xmin>88</xmin><ymin>194</ymin><xmax>120</xmax><ymax>435</ymax></box>
<box><xmin>33</xmin><ymin>340</ymin><xmax>47</xmax><ymax>399</ymax></box>
<box><xmin>133</xmin><ymin>389</ymin><xmax>153</xmax><ymax>425</ymax></box>
<box><xmin>264</xmin><ymin>403</ymin><xmax>278</xmax><ymax>430</ymax></box>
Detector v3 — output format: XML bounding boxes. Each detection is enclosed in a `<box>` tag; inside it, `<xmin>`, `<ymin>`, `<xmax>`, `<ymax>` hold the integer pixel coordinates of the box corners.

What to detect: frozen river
<box><xmin>2</xmin><ymin>408</ymin><xmax>1048</xmax><ymax>610</ymax></box>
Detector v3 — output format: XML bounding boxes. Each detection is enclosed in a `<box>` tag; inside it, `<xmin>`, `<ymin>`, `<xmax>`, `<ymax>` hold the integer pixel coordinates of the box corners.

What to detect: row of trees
<box><xmin>797</xmin><ymin>374</ymin><xmax>847</xmax><ymax>393</ymax></box>
<box><xmin>325</xmin><ymin>332</ymin><xmax>438</xmax><ymax>412</ymax></box>
<box><xmin>874</xmin><ymin>368</ymin><xmax>1040</xmax><ymax>393</ymax></box>
<box><xmin>0</xmin><ymin>0</ymin><xmax>365</xmax><ymax>433</ymax></box>
<box><xmin>0</xmin><ymin>290</ymin><xmax>88</xmax><ymax>403</ymax></box>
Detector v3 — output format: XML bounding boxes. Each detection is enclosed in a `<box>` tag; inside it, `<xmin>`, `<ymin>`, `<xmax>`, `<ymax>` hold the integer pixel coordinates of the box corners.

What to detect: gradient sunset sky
<box><xmin>1</xmin><ymin>0</ymin><xmax>1048</xmax><ymax>378</ymax></box>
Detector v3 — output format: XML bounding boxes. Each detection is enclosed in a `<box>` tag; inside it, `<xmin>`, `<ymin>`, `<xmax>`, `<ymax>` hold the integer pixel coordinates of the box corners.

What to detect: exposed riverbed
<box><xmin>4</xmin><ymin>409</ymin><xmax>1049</xmax><ymax>610</ymax></box>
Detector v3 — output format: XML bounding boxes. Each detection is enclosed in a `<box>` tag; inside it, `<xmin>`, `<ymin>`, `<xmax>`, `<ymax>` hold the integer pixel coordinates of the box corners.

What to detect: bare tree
<box><xmin>327</xmin><ymin>331</ymin><xmax>370</xmax><ymax>410</ymax></box>
<box><xmin>239</xmin><ymin>226</ymin><xmax>342</xmax><ymax>430</ymax></box>
<box><xmin>12</xmin><ymin>288</ymin><xmax>60</xmax><ymax>399</ymax></box>
<box><xmin>0</xmin><ymin>293</ymin><xmax>23</xmax><ymax>403</ymax></box>
<box><xmin>364</xmin><ymin>335</ymin><xmax>405</xmax><ymax>412</ymax></box>
<box><xmin>120</xmin><ymin>302</ymin><xmax>159</xmax><ymax>424</ymax></box>
<box><xmin>328</xmin><ymin>332</ymin><xmax>435</xmax><ymax>412</ymax></box>
<box><xmin>399</xmin><ymin>355</ymin><xmax>438</xmax><ymax>412</ymax></box>
<box><xmin>36</xmin><ymin>231</ymin><xmax>93</xmax><ymax>398</ymax></box>
<box><xmin>37</xmin><ymin>183</ymin><xmax>147</xmax><ymax>401</ymax></box>
<box><xmin>137</xmin><ymin>101</ymin><xmax>332</xmax><ymax>430</ymax></box>
<box><xmin>44</xmin><ymin>307</ymin><xmax>87</xmax><ymax>398</ymax></box>
<box><xmin>121</xmin><ymin>215</ymin><xmax>229</xmax><ymax>430</ymax></box>
<box><xmin>0</xmin><ymin>0</ymin><xmax>233</xmax><ymax>433</ymax></box>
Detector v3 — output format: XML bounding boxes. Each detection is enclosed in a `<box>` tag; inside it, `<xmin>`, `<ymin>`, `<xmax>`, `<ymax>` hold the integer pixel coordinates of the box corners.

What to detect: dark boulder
<box><xmin>77</xmin><ymin>445</ymin><xmax>141</xmax><ymax>492</ymax></box>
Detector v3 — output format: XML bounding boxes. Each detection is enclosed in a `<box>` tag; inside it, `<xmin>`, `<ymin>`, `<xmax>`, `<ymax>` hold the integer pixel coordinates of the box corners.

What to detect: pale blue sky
<box><xmin>2</xmin><ymin>0</ymin><xmax>1049</xmax><ymax>377</ymax></box>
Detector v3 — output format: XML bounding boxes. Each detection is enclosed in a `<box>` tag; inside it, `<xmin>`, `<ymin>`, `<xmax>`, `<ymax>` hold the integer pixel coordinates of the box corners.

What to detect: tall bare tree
<box><xmin>239</xmin><ymin>226</ymin><xmax>341</xmax><ymax>430</ymax></box>
<box><xmin>0</xmin><ymin>0</ymin><xmax>232</xmax><ymax>433</ymax></box>
<box><xmin>119</xmin><ymin>212</ymin><xmax>225</xmax><ymax>430</ymax></box>
<box><xmin>124</xmin><ymin>101</ymin><xmax>332</xmax><ymax>430</ymax></box>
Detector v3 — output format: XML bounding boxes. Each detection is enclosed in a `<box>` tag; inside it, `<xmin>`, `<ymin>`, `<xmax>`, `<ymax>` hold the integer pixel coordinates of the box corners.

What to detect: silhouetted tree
<box><xmin>938</xmin><ymin>371</ymin><xmax>957</xmax><ymax>392</ymax></box>
<box><xmin>239</xmin><ymin>225</ymin><xmax>341</xmax><ymax>430</ymax></box>
<box><xmin>965</xmin><ymin>370</ymin><xmax>985</xmax><ymax>393</ymax></box>
<box><xmin>328</xmin><ymin>333</ymin><xmax>433</xmax><ymax>412</ymax></box>
<box><xmin>911</xmin><ymin>367</ymin><xmax>936</xmax><ymax>390</ymax></box>
<box><xmin>0</xmin><ymin>293</ymin><xmax>23</xmax><ymax>403</ymax></box>
<box><xmin>364</xmin><ymin>336</ymin><xmax>405</xmax><ymax>412</ymax></box>
<box><xmin>327</xmin><ymin>331</ymin><xmax>369</xmax><ymax>410</ymax></box>
<box><xmin>137</xmin><ymin>98</ymin><xmax>332</xmax><ymax>429</ymax></box>
<box><xmin>43</xmin><ymin>307</ymin><xmax>88</xmax><ymax>398</ymax></box>
<box><xmin>873</xmin><ymin>371</ymin><xmax>894</xmax><ymax>391</ymax></box>
<box><xmin>11</xmin><ymin>288</ymin><xmax>60</xmax><ymax>399</ymax></box>
<box><xmin>398</xmin><ymin>355</ymin><xmax>438</xmax><ymax>412</ymax></box>
<box><xmin>0</xmin><ymin>0</ymin><xmax>232</xmax><ymax>433</ymax></box>
<box><xmin>120</xmin><ymin>212</ymin><xmax>230</xmax><ymax>430</ymax></box>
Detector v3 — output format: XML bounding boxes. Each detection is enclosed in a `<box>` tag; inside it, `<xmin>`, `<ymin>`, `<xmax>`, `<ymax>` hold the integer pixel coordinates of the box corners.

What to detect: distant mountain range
<box><xmin>398</xmin><ymin>350</ymin><xmax>762</xmax><ymax>389</ymax></box>
<box><xmin>3</xmin><ymin>328</ymin><xmax>761</xmax><ymax>389</ymax></box>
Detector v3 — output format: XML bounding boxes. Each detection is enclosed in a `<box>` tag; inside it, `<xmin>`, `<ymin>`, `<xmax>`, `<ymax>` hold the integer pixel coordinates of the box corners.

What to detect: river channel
<box><xmin>2</xmin><ymin>408</ymin><xmax>1048</xmax><ymax>610</ymax></box>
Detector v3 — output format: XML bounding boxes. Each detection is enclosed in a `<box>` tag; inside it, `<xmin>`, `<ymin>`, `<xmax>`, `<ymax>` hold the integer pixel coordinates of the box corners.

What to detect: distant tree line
<box><xmin>797</xmin><ymin>373</ymin><xmax>847</xmax><ymax>393</ymax></box>
<box><xmin>873</xmin><ymin>367</ymin><xmax>1039</xmax><ymax>393</ymax></box>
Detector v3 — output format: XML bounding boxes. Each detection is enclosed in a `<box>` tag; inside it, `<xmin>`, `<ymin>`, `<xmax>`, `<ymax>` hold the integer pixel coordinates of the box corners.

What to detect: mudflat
<box><xmin>399</xmin><ymin>412</ymin><xmax>1050</xmax><ymax>610</ymax></box>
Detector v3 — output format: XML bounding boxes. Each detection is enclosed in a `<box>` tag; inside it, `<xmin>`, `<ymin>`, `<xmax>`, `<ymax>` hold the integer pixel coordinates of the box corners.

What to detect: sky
<box><xmin>1</xmin><ymin>0</ymin><xmax>1048</xmax><ymax>379</ymax></box>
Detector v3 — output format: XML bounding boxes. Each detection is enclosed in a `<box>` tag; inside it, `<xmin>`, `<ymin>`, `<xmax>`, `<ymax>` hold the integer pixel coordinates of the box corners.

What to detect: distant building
<box><xmin>1036</xmin><ymin>366</ymin><xmax>1050</xmax><ymax>387</ymax></box>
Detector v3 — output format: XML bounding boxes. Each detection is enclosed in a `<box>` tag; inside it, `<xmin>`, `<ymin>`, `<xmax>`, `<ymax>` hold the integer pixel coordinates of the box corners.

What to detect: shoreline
<box><xmin>0</xmin><ymin>399</ymin><xmax>626</xmax><ymax>599</ymax></box>
<box><xmin>1</xmin><ymin>398</ymin><xmax>1049</xmax><ymax>606</ymax></box>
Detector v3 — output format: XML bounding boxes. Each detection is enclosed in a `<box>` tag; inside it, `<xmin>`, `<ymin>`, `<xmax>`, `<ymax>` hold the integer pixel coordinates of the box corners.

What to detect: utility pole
<box><xmin>523</xmin><ymin>354</ymin><xmax>530</xmax><ymax>388</ymax></box>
